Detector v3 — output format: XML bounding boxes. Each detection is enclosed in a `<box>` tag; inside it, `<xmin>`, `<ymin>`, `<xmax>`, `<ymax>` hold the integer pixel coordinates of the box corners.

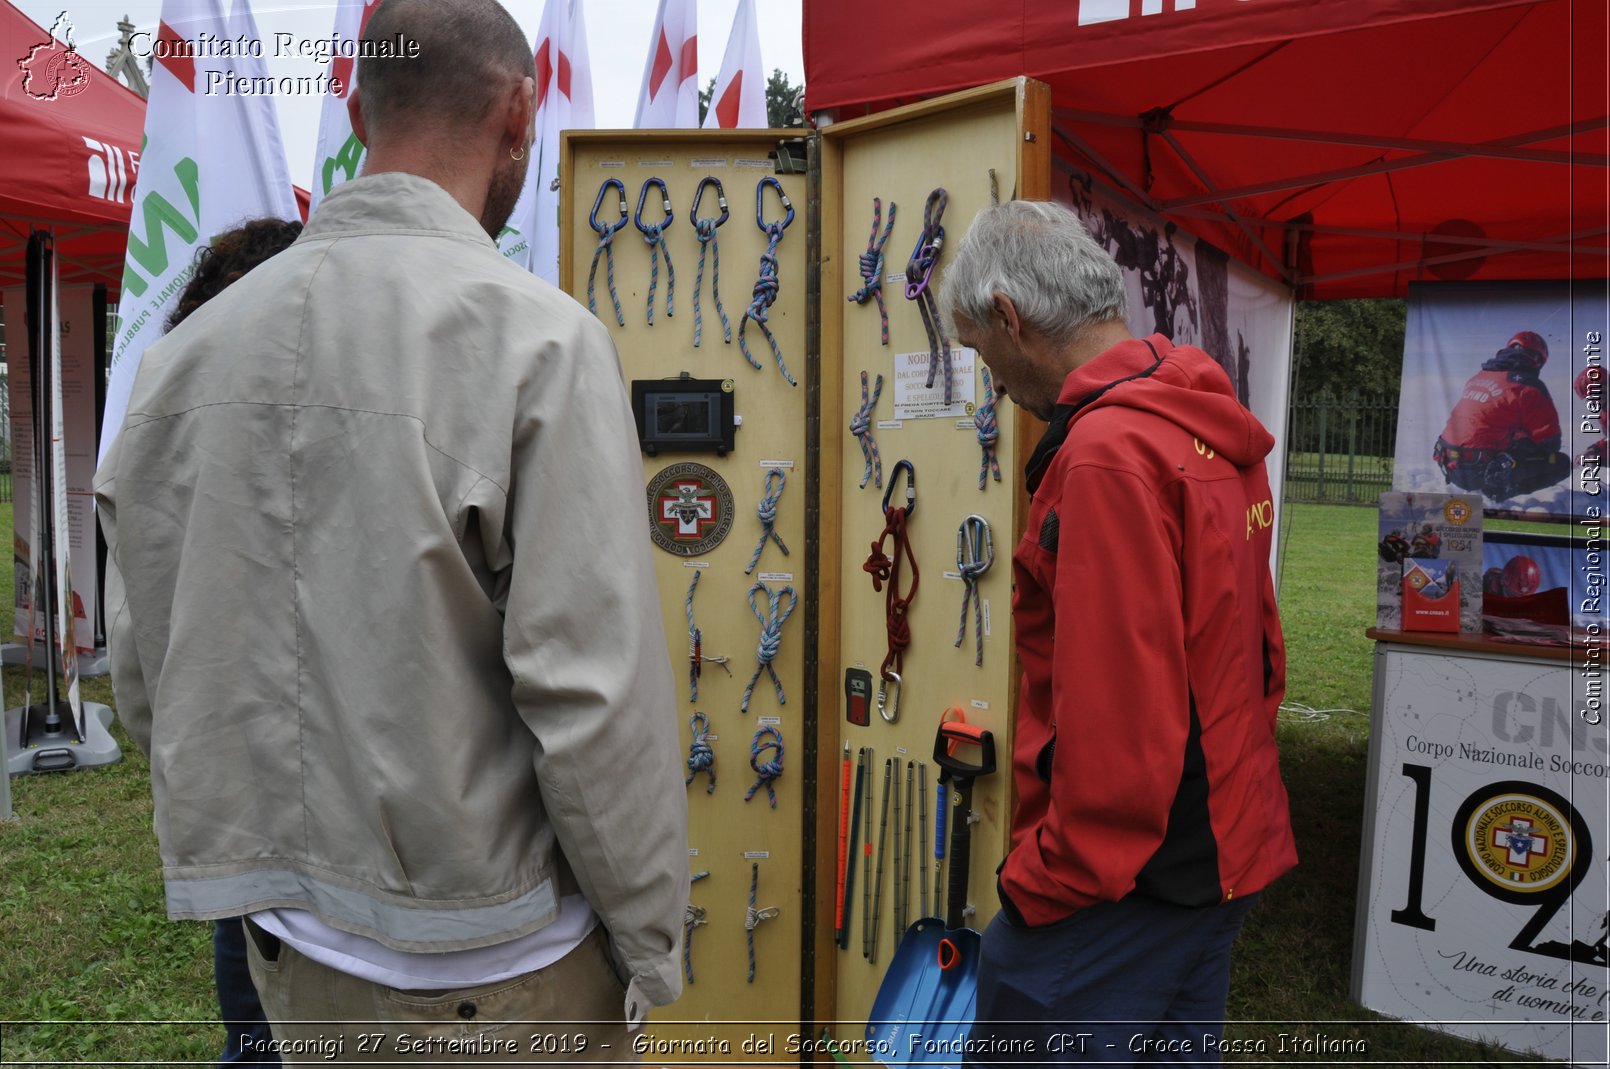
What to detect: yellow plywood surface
<box><xmin>818</xmin><ymin>81</ymin><xmax>1049</xmax><ymax>1043</ymax></box>
<box><xmin>562</xmin><ymin>131</ymin><xmax>809</xmax><ymax>1049</ymax></box>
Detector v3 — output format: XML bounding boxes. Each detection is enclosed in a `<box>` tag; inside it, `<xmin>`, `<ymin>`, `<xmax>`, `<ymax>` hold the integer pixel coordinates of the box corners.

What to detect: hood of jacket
<box><xmin>1026</xmin><ymin>334</ymin><xmax>1274</xmax><ymax>494</ymax></box>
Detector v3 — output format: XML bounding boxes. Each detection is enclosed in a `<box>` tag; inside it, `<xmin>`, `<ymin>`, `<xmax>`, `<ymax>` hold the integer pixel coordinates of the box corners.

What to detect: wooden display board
<box><xmin>818</xmin><ymin>80</ymin><xmax>1052</xmax><ymax>1048</ymax></box>
<box><xmin>559</xmin><ymin>82</ymin><xmax>1053</xmax><ymax>1057</ymax></box>
<box><xmin>561</xmin><ymin>131</ymin><xmax>812</xmax><ymax>1051</ymax></box>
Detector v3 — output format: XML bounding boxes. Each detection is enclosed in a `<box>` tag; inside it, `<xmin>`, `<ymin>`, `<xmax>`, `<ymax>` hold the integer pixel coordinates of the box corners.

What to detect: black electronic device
<box><xmin>632</xmin><ymin>374</ymin><xmax>738</xmax><ymax>456</ymax></box>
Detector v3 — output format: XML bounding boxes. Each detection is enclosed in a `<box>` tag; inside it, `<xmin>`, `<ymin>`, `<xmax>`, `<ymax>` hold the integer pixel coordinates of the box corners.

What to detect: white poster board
<box><xmin>1354</xmin><ymin>642</ymin><xmax>1609</xmax><ymax>1065</ymax></box>
<box><xmin>5</xmin><ymin>283</ymin><xmax>100</xmax><ymax>652</ymax></box>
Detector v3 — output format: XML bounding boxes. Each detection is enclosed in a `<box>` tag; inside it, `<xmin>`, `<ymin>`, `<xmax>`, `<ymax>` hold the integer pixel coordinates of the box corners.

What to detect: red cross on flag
<box><xmin>309</xmin><ymin>0</ymin><xmax>384</xmax><ymax>211</ymax></box>
<box><xmin>633</xmin><ymin>0</ymin><xmax>698</xmax><ymax>129</ymax></box>
<box><xmin>500</xmin><ymin>0</ymin><xmax>595</xmax><ymax>280</ymax></box>
<box><xmin>102</xmin><ymin>0</ymin><xmax>298</xmax><ymax>461</ymax></box>
<box><xmin>703</xmin><ymin>0</ymin><xmax>766</xmax><ymax>129</ymax></box>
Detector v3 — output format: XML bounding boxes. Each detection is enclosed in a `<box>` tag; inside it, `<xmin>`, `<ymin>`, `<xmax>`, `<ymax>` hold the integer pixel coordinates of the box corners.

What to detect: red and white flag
<box><xmin>633</xmin><ymin>0</ymin><xmax>698</xmax><ymax>128</ymax></box>
<box><xmin>703</xmin><ymin>0</ymin><xmax>766</xmax><ymax>129</ymax></box>
<box><xmin>101</xmin><ymin>0</ymin><xmax>298</xmax><ymax>460</ymax></box>
<box><xmin>500</xmin><ymin>0</ymin><xmax>595</xmax><ymax>280</ymax></box>
<box><xmin>309</xmin><ymin>0</ymin><xmax>383</xmax><ymax>211</ymax></box>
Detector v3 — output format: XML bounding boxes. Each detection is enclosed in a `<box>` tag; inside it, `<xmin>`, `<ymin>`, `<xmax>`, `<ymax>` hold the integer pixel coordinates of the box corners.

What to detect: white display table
<box><xmin>1353</xmin><ymin>630</ymin><xmax>1608</xmax><ymax>1065</ymax></box>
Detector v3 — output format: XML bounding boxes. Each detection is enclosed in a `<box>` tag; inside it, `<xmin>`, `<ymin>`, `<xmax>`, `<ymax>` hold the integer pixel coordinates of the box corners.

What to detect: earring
<box><xmin>511</xmin><ymin>144</ymin><xmax>526</xmax><ymax>162</ymax></box>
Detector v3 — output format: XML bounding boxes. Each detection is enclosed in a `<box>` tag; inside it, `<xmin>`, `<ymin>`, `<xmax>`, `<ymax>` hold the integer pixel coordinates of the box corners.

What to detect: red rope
<box><xmin>863</xmin><ymin>506</ymin><xmax>920</xmax><ymax>679</ymax></box>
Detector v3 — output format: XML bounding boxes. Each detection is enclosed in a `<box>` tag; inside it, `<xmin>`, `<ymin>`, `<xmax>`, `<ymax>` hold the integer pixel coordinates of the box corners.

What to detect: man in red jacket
<box><xmin>1434</xmin><ymin>331</ymin><xmax>1570</xmax><ymax>501</ymax></box>
<box><xmin>940</xmin><ymin>200</ymin><xmax>1296</xmax><ymax>1065</ymax></box>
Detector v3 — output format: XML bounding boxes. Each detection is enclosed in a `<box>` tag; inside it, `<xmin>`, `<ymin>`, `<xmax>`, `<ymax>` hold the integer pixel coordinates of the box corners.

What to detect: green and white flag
<box><xmin>100</xmin><ymin>0</ymin><xmax>298</xmax><ymax>462</ymax></box>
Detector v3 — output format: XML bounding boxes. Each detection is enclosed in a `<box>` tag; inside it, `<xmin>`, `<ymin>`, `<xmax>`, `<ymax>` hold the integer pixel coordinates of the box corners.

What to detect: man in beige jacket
<box><xmin>93</xmin><ymin>0</ymin><xmax>687</xmax><ymax>1059</ymax></box>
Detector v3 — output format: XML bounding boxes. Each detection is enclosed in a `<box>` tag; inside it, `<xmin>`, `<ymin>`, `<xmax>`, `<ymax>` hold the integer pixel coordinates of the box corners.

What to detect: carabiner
<box><xmin>590</xmin><ymin>178</ymin><xmax>629</xmax><ymax>236</ymax></box>
<box><xmin>877</xmin><ymin>670</ymin><xmax>902</xmax><ymax>724</ymax></box>
<box><xmin>691</xmin><ymin>177</ymin><xmax>730</xmax><ymax>229</ymax></box>
<box><xmin>636</xmin><ymin>177</ymin><xmax>673</xmax><ymax>233</ymax></box>
<box><xmin>882</xmin><ymin>459</ymin><xmax>916</xmax><ymax>520</ymax></box>
<box><xmin>756</xmin><ymin>176</ymin><xmax>794</xmax><ymax>232</ymax></box>
<box><xmin>957</xmin><ymin>515</ymin><xmax>994</xmax><ymax>572</ymax></box>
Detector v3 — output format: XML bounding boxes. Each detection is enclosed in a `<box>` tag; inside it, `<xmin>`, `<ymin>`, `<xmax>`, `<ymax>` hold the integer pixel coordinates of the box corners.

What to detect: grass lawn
<box><xmin>0</xmin><ymin>501</ymin><xmax>1551</xmax><ymax>1064</ymax></box>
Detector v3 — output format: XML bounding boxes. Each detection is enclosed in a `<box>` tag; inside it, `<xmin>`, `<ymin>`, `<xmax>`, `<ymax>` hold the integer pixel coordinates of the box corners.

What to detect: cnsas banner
<box><xmin>1392</xmin><ymin>281</ymin><xmax>1609</xmax><ymax>520</ymax></box>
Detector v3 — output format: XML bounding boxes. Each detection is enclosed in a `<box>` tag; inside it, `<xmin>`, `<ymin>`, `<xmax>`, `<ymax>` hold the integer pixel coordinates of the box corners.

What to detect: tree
<box><xmin>1291</xmin><ymin>298</ymin><xmax>1407</xmax><ymax>398</ymax></box>
<box><xmin>699</xmin><ymin>69</ymin><xmax>805</xmax><ymax>128</ymax></box>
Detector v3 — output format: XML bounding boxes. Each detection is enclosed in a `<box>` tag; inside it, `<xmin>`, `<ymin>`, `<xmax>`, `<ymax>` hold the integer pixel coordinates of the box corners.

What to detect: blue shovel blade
<box><xmin>866</xmin><ymin>917</ymin><xmax>979</xmax><ymax>1068</ymax></box>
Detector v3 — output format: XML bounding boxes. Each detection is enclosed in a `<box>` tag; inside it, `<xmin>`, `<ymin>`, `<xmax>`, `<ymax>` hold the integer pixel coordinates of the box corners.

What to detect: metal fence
<box><xmin>1283</xmin><ymin>390</ymin><xmax>1399</xmax><ymax>505</ymax></box>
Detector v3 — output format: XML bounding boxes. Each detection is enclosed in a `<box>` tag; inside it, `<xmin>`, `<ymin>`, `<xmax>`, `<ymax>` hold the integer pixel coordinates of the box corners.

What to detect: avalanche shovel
<box><xmin>866</xmin><ymin>718</ymin><xmax>996</xmax><ymax>1068</ymax></box>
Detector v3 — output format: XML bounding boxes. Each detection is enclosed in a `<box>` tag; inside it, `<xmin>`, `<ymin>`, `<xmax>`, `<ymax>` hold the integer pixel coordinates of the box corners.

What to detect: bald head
<box><xmin>356</xmin><ymin>0</ymin><xmax>536</xmax><ymax>144</ymax></box>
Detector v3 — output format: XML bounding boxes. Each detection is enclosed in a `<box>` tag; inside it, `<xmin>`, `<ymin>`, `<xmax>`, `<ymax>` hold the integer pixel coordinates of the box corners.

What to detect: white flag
<box><xmin>101</xmin><ymin>0</ymin><xmax>298</xmax><ymax>461</ymax></box>
<box><xmin>500</xmin><ymin>0</ymin><xmax>595</xmax><ymax>280</ymax></box>
<box><xmin>702</xmin><ymin>0</ymin><xmax>766</xmax><ymax>129</ymax></box>
<box><xmin>48</xmin><ymin>253</ymin><xmax>83</xmax><ymax>725</ymax></box>
<box><xmin>633</xmin><ymin>0</ymin><xmax>698</xmax><ymax>129</ymax></box>
<box><xmin>309</xmin><ymin>0</ymin><xmax>383</xmax><ymax>211</ymax></box>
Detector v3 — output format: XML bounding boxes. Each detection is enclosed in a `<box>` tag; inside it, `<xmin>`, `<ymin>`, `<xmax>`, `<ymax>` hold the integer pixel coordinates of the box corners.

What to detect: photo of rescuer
<box><xmin>1432</xmin><ymin>330</ymin><xmax>1570</xmax><ymax>501</ymax></box>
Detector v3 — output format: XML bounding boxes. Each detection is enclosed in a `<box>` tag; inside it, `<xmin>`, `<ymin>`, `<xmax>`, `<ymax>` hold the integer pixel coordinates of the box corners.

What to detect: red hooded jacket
<box><xmin>1000</xmin><ymin>335</ymin><xmax>1297</xmax><ymax>927</ymax></box>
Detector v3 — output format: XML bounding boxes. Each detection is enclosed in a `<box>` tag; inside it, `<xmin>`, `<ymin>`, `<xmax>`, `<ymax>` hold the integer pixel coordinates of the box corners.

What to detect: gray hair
<box><xmin>939</xmin><ymin>200</ymin><xmax>1125</xmax><ymax>345</ymax></box>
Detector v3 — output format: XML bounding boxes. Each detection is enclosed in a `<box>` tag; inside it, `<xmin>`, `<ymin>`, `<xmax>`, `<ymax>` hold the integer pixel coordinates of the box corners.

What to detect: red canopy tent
<box><xmin>804</xmin><ymin>0</ymin><xmax>1607</xmax><ymax>298</ymax></box>
<box><xmin>1</xmin><ymin>1</ymin><xmax>147</xmax><ymax>290</ymax></box>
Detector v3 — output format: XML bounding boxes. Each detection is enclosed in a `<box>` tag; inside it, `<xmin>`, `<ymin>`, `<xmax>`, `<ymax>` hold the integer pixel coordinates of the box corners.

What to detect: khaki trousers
<box><xmin>244</xmin><ymin>920</ymin><xmax>635</xmax><ymax>1067</ymax></box>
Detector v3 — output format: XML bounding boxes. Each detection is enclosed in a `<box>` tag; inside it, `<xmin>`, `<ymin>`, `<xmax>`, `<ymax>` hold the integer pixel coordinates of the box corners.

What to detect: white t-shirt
<box><xmin>252</xmin><ymin>894</ymin><xmax>596</xmax><ymax>991</ymax></box>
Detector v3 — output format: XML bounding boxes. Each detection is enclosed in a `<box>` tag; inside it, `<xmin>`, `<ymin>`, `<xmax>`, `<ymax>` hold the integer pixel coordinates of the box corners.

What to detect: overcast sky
<box><xmin>11</xmin><ymin>0</ymin><xmax>806</xmax><ymax>183</ymax></box>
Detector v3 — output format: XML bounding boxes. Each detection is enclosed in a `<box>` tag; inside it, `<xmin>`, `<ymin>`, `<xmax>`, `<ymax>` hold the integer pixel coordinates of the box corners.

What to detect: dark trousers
<box><xmin>214</xmin><ymin>919</ymin><xmax>280</xmax><ymax>1066</ymax></box>
<box><xmin>967</xmin><ymin>893</ymin><xmax>1259</xmax><ymax>1067</ymax></box>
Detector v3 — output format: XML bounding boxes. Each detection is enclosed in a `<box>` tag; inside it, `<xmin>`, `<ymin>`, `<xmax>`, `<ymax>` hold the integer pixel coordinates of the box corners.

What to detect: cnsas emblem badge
<box><xmin>1444</xmin><ymin>498</ymin><xmax>1474</xmax><ymax>525</ymax></box>
<box><xmin>1454</xmin><ymin>787</ymin><xmax>1576</xmax><ymax>899</ymax></box>
<box><xmin>647</xmin><ymin>462</ymin><xmax>734</xmax><ymax>557</ymax></box>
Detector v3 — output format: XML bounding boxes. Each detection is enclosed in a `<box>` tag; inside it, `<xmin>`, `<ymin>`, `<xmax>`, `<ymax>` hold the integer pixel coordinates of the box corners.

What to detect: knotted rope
<box><xmin>684</xmin><ymin>571</ymin><xmax>729</xmax><ymax>703</ymax></box>
<box><xmin>906</xmin><ymin>188</ymin><xmax>953</xmax><ymax>404</ymax></box>
<box><xmin>692</xmin><ymin>220</ymin><xmax>730</xmax><ymax>347</ymax></box>
<box><xmin>975</xmin><ymin>366</ymin><xmax>1002</xmax><ymax>490</ymax></box>
<box><xmin>685</xmin><ymin>711</ymin><xmax>715</xmax><ymax>793</ymax></box>
<box><xmin>738</xmin><ymin>177</ymin><xmax>796</xmax><ymax>385</ymax></box>
<box><xmin>744</xmin><ymin>468</ymin><xmax>790</xmax><ymax>575</ymax></box>
<box><xmin>847</xmin><ymin>197</ymin><xmax>897</xmax><ymax>345</ymax></box>
<box><xmin>587</xmin><ymin>179</ymin><xmax>628</xmax><ymax>328</ymax></box>
<box><xmin>739</xmin><ymin>225</ymin><xmax>793</xmax><ymax>384</ymax></box>
<box><xmin>850</xmin><ymin>371</ymin><xmax>885</xmax><ymax>490</ymax></box>
<box><xmin>684</xmin><ymin>870</ymin><xmax>710</xmax><ymax>984</ymax></box>
<box><xmin>744</xmin><ymin>725</ymin><xmax>785</xmax><ymax>808</ymax></box>
<box><xmin>636</xmin><ymin>178</ymin><xmax>675</xmax><ymax>325</ymax></box>
<box><xmin>745</xmin><ymin>862</ymin><xmax>779</xmax><ymax>983</ymax></box>
<box><xmin>741</xmin><ymin>581</ymin><xmax>797</xmax><ymax>713</ymax></box>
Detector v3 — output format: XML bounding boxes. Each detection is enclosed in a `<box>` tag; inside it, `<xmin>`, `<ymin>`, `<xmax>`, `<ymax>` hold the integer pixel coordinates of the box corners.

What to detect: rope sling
<box><xmin>689</xmin><ymin>177</ymin><xmax>731</xmax><ymax>347</ymax></box>
<box><xmin>586</xmin><ymin>178</ymin><xmax>628</xmax><ymax>327</ymax></box>
<box><xmin>635</xmin><ymin>177</ymin><xmax>675</xmax><ymax>325</ymax></box>
<box><xmin>737</xmin><ymin>176</ymin><xmax>797</xmax><ymax>386</ymax></box>
<box><xmin>848</xmin><ymin>197</ymin><xmax>897</xmax><ymax>345</ymax></box>
<box><xmin>905</xmin><ymin>188</ymin><xmax>953</xmax><ymax>404</ymax></box>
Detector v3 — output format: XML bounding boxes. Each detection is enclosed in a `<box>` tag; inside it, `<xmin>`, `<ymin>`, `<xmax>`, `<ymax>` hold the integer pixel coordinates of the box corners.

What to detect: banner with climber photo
<box><xmin>1392</xmin><ymin>280</ymin><xmax>1608</xmax><ymax>520</ymax></box>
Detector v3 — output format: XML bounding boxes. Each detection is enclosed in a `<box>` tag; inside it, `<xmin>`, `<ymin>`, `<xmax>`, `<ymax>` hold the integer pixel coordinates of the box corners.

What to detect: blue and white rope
<box><xmin>741</xmin><ymin>582</ymin><xmax>796</xmax><ymax>713</ymax></box>
<box><xmin>684</xmin><ymin>571</ymin><xmax>728</xmax><ymax>702</ymax></box>
<box><xmin>850</xmin><ymin>371</ymin><xmax>885</xmax><ymax>490</ymax></box>
<box><xmin>684</xmin><ymin>870</ymin><xmax>710</xmax><ymax>984</ymax></box>
<box><xmin>587</xmin><ymin>229</ymin><xmax>624</xmax><ymax>327</ymax></box>
<box><xmin>745</xmin><ymin>862</ymin><xmax>779</xmax><ymax>983</ymax></box>
<box><xmin>956</xmin><ymin>556</ymin><xmax>990</xmax><ymax>667</ymax></box>
<box><xmin>685</xmin><ymin>712</ymin><xmax>715</xmax><ymax>793</ymax></box>
<box><xmin>738</xmin><ymin>223</ymin><xmax>795</xmax><ymax>385</ymax></box>
<box><xmin>642</xmin><ymin>221</ymin><xmax>674</xmax><ymax>325</ymax></box>
<box><xmin>744</xmin><ymin>468</ymin><xmax>790</xmax><ymax>575</ymax></box>
<box><xmin>847</xmin><ymin>198</ymin><xmax>897</xmax><ymax>345</ymax></box>
<box><xmin>744</xmin><ymin>725</ymin><xmax>785</xmax><ymax>808</ymax></box>
<box><xmin>975</xmin><ymin>366</ymin><xmax>1002</xmax><ymax>490</ymax></box>
<box><xmin>692</xmin><ymin>219</ymin><xmax>730</xmax><ymax>347</ymax></box>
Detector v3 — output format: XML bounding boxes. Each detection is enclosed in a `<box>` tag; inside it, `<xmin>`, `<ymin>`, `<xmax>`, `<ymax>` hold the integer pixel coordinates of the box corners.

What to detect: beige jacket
<box><xmin>94</xmin><ymin>172</ymin><xmax>687</xmax><ymax>1015</ymax></box>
